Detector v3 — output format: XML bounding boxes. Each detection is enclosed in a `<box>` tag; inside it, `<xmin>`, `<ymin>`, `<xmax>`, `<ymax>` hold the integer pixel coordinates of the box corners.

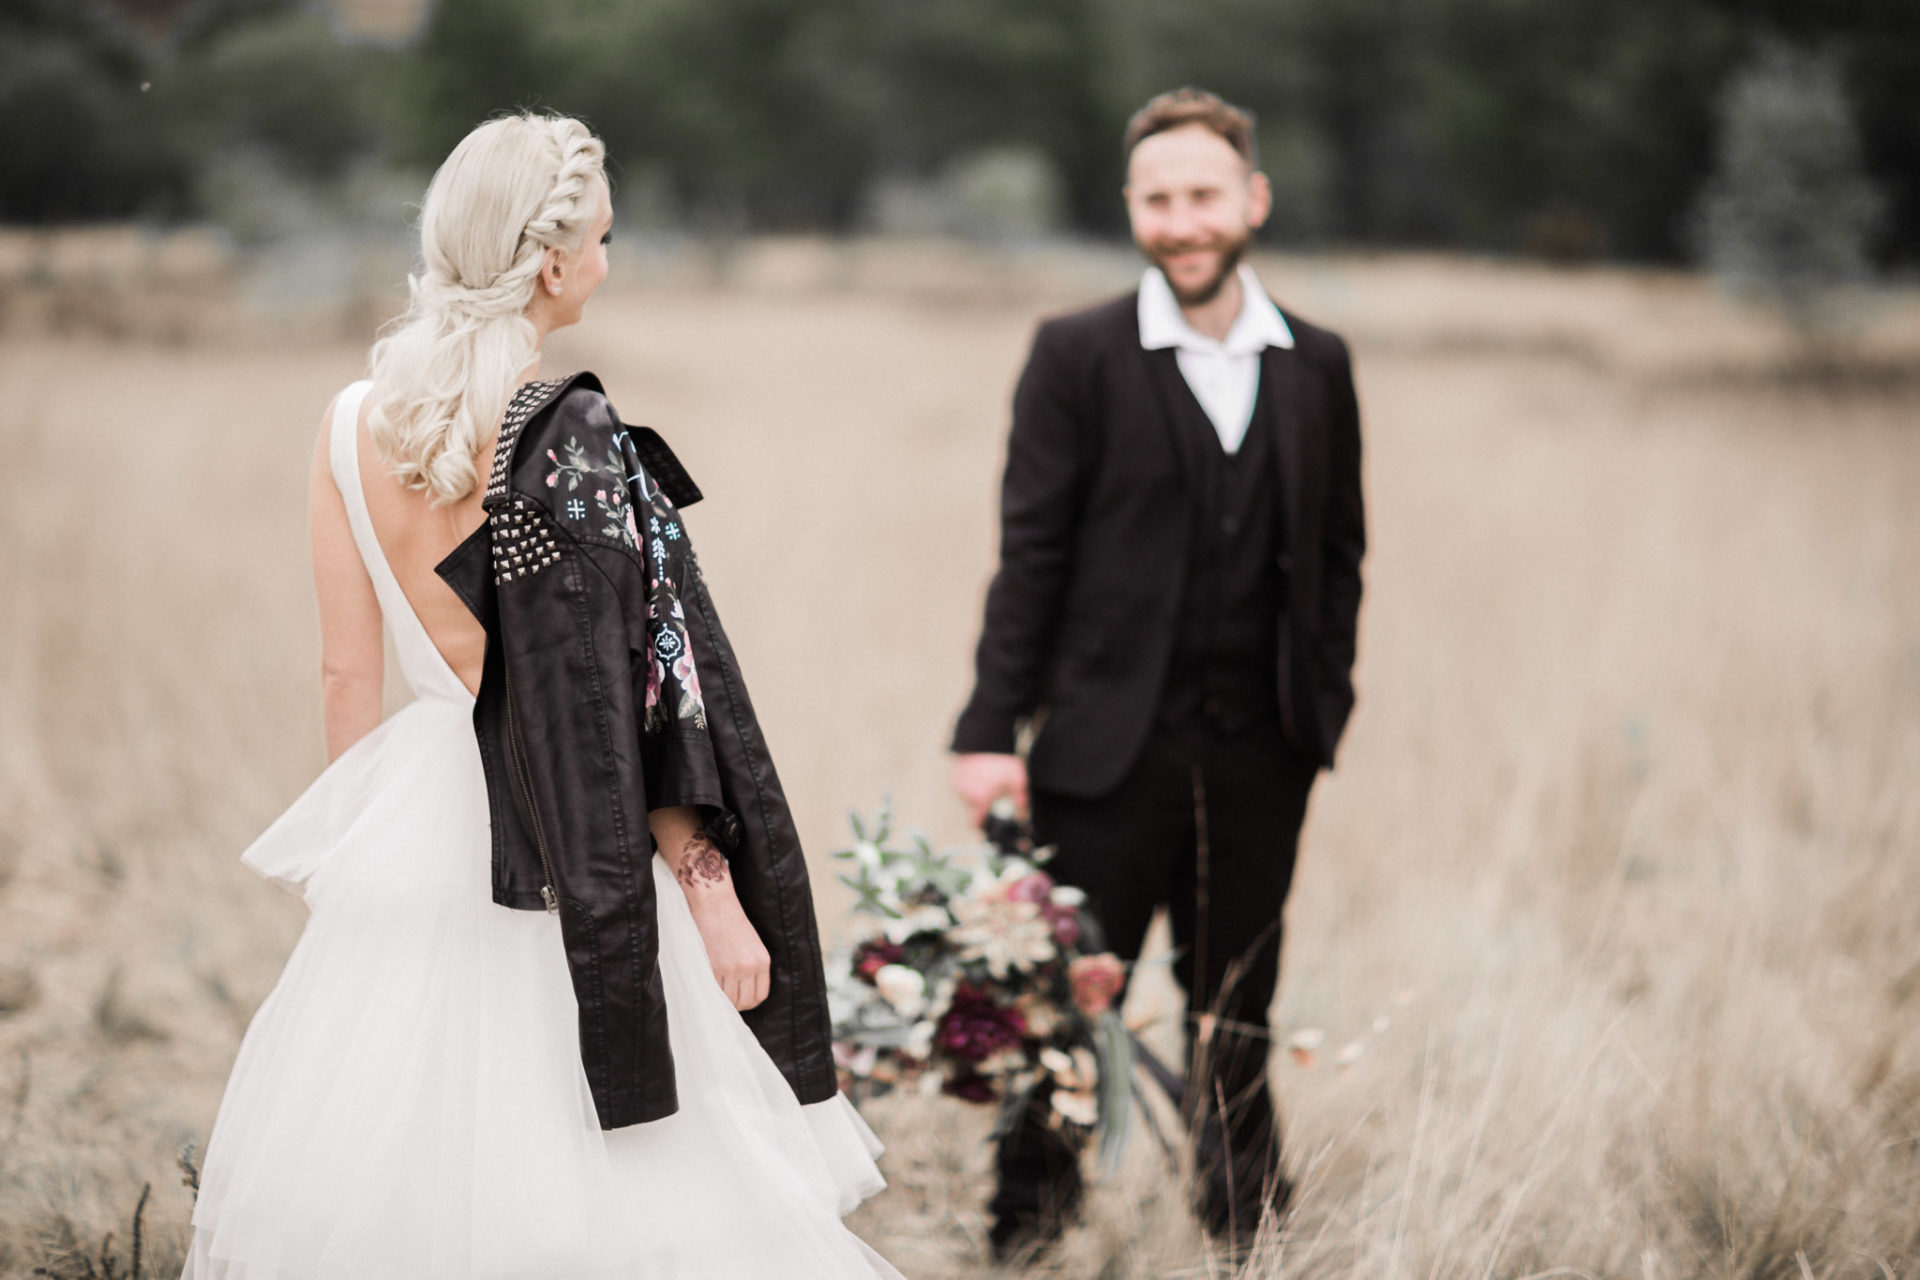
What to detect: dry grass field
<box><xmin>0</xmin><ymin>237</ymin><xmax>1916</xmax><ymax>1279</ymax></box>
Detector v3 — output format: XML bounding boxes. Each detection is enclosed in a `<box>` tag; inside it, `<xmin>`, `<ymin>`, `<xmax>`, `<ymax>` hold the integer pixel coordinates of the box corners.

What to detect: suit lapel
<box><xmin>1139</xmin><ymin>344</ymin><xmax>1210</xmax><ymax>495</ymax></box>
<box><xmin>1260</xmin><ymin>340</ymin><xmax>1308</xmax><ymax>546</ymax></box>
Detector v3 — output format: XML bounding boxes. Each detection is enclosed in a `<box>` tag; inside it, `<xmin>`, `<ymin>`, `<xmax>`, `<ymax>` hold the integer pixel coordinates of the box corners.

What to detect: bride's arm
<box><xmin>648</xmin><ymin>805</ymin><xmax>771</xmax><ymax>1012</ymax></box>
<box><xmin>309</xmin><ymin>395</ymin><xmax>383</xmax><ymax>762</ymax></box>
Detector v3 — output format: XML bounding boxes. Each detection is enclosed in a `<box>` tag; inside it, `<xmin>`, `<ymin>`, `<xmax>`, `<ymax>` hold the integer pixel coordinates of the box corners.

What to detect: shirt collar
<box><xmin>1137</xmin><ymin>263</ymin><xmax>1294</xmax><ymax>355</ymax></box>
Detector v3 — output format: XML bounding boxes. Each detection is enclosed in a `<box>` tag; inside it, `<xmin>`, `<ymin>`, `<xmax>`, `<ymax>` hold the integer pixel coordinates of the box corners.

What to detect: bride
<box><xmin>183</xmin><ymin>113</ymin><xmax>904</xmax><ymax>1279</ymax></box>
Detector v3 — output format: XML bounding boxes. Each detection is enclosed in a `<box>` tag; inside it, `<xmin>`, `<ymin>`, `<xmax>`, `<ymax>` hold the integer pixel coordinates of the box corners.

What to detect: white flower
<box><xmin>850</xmin><ymin>840</ymin><xmax>883</xmax><ymax>870</ymax></box>
<box><xmin>948</xmin><ymin>896</ymin><xmax>1057</xmax><ymax>978</ymax></box>
<box><xmin>873</xmin><ymin>964</ymin><xmax>927</xmax><ymax>1019</ymax></box>
<box><xmin>882</xmin><ymin>904</ymin><xmax>950</xmax><ymax>945</ymax></box>
<box><xmin>978</xmin><ymin>1046</ymin><xmax>1026</xmax><ymax>1077</ymax></box>
<box><xmin>992</xmin><ymin>860</ymin><xmax>1037</xmax><ymax>892</ymax></box>
<box><xmin>1041</xmin><ymin>1045</ymin><xmax>1098</xmax><ymax>1091</ymax></box>
<box><xmin>1048</xmin><ymin>884</ymin><xmax>1087</xmax><ymax>908</ymax></box>
<box><xmin>824</xmin><ymin>951</ymin><xmax>865</xmax><ymax>1025</ymax></box>
<box><xmin>1014</xmin><ymin>993</ymin><xmax>1061</xmax><ymax>1038</ymax></box>
<box><xmin>904</xmin><ymin>1019</ymin><xmax>936</xmax><ymax>1061</ymax></box>
<box><xmin>1051</xmin><ymin>1089</ymin><xmax>1098</xmax><ymax>1126</ymax></box>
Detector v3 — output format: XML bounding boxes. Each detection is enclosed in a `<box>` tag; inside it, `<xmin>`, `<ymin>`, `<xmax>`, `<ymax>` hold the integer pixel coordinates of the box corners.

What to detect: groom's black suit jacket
<box><xmin>953</xmin><ymin>290</ymin><xmax>1365</xmax><ymax>798</ymax></box>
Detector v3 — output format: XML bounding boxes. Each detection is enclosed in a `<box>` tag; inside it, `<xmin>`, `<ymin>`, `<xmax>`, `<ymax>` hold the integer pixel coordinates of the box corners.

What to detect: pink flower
<box><xmin>545</xmin><ymin>474</ymin><xmax>557</xmax><ymax>487</ymax></box>
<box><xmin>1043</xmin><ymin>902</ymin><xmax>1081</xmax><ymax>948</ymax></box>
<box><xmin>644</xmin><ymin>656</ymin><xmax>663</xmax><ymax>710</ymax></box>
<box><xmin>673</xmin><ymin>653</ymin><xmax>701</xmax><ymax>702</ymax></box>
<box><xmin>624</xmin><ymin>507</ymin><xmax>640</xmax><ymax>546</ymax></box>
<box><xmin>1068</xmin><ymin>953</ymin><xmax>1126</xmax><ymax>1016</ymax></box>
<box><xmin>1007</xmin><ymin>872</ymin><xmax>1054</xmax><ymax>904</ymax></box>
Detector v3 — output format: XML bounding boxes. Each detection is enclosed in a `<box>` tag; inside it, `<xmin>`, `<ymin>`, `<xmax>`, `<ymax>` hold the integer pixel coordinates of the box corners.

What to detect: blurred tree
<box><xmin>861</xmin><ymin>0</ymin><xmax>1109</xmax><ymax>227</ymax></box>
<box><xmin>407</xmin><ymin>0</ymin><xmax>884</xmax><ymax>226</ymax></box>
<box><xmin>0</xmin><ymin>1</ymin><xmax>189</xmax><ymax>221</ymax></box>
<box><xmin>1694</xmin><ymin>41</ymin><xmax>1884</xmax><ymax>329</ymax></box>
<box><xmin>168</xmin><ymin>9</ymin><xmax>386</xmax><ymax>179</ymax></box>
<box><xmin>588</xmin><ymin>0</ymin><xmax>882</xmax><ymax>226</ymax></box>
<box><xmin>1424</xmin><ymin>0</ymin><xmax>1740</xmax><ymax>258</ymax></box>
<box><xmin>1696</xmin><ymin>0</ymin><xmax>1920</xmax><ymax>267</ymax></box>
<box><xmin>2</xmin><ymin>0</ymin><xmax>1911</xmax><ymax>267</ymax></box>
<box><xmin>404</xmin><ymin>0</ymin><xmax>562</xmax><ymax>166</ymax></box>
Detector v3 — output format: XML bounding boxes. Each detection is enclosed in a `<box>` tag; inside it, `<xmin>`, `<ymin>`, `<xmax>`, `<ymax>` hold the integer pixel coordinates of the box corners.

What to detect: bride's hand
<box><xmin>685</xmin><ymin>874</ymin><xmax>771</xmax><ymax>1011</ymax></box>
<box><xmin>650</xmin><ymin>807</ymin><xmax>770</xmax><ymax>1011</ymax></box>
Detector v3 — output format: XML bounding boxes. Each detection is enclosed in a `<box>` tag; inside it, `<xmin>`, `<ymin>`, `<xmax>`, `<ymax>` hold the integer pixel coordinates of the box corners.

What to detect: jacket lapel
<box><xmin>1260</xmin><ymin>338</ymin><xmax>1308</xmax><ymax>547</ymax></box>
<box><xmin>1139</xmin><ymin>345</ymin><xmax>1208</xmax><ymax>495</ymax></box>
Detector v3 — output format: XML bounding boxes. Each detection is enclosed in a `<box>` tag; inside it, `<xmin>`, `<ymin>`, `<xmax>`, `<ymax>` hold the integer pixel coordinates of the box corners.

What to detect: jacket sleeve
<box><xmin>629</xmin><ymin>463</ymin><xmax>728</xmax><ymax>818</ymax></box>
<box><xmin>952</xmin><ymin>318</ymin><xmax>1087</xmax><ymax>754</ymax></box>
<box><xmin>1314</xmin><ymin>336</ymin><xmax>1366</xmax><ymax>764</ymax></box>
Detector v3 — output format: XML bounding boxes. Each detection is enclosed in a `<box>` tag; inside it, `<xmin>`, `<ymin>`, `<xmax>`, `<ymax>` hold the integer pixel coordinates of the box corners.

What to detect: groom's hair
<box><xmin>1123</xmin><ymin>88</ymin><xmax>1258</xmax><ymax>167</ymax></box>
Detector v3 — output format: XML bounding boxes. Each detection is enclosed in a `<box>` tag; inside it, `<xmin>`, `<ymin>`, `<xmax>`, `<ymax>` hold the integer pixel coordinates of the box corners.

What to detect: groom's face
<box><xmin>1125</xmin><ymin>123</ymin><xmax>1272</xmax><ymax>307</ymax></box>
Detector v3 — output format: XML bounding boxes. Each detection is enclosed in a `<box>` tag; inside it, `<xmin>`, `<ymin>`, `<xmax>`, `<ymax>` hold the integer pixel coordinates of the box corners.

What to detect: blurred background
<box><xmin>3</xmin><ymin>2</ymin><xmax>1919</xmax><ymax>1278</ymax></box>
<box><xmin>3</xmin><ymin>0</ymin><xmax>1916</xmax><ymax>262</ymax></box>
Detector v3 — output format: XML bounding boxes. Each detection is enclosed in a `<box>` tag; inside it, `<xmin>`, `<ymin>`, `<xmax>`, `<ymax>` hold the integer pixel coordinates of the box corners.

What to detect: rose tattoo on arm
<box><xmin>674</xmin><ymin>831</ymin><xmax>730</xmax><ymax>891</ymax></box>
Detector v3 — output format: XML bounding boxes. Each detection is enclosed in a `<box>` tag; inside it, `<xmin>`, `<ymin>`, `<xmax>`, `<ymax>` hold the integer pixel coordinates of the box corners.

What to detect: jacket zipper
<box><xmin>502</xmin><ymin>659</ymin><xmax>560</xmax><ymax>913</ymax></box>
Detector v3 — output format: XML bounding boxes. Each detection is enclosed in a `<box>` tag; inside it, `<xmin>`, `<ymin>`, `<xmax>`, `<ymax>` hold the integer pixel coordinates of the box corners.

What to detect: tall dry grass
<box><xmin>0</xmin><ymin>241</ymin><xmax>1916</xmax><ymax>1278</ymax></box>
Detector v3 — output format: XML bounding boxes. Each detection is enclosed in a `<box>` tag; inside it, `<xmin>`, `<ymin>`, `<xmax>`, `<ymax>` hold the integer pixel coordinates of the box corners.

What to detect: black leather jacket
<box><xmin>436</xmin><ymin>373</ymin><xmax>836</xmax><ymax>1129</ymax></box>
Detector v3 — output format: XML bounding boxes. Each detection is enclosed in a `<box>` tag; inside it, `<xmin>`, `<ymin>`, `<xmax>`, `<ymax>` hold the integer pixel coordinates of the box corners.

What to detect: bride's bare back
<box><xmin>308</xmin><ymin>389</ymin><xmax>496</xmax><ymax>758</ymax></box>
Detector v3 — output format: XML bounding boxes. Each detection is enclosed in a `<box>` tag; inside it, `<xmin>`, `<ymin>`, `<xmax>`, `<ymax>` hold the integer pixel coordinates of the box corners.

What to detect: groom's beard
<box><xmin>1141</xmin><ymin>228</ymin><xmax>1252</xmax><ymax>307</ymax></box>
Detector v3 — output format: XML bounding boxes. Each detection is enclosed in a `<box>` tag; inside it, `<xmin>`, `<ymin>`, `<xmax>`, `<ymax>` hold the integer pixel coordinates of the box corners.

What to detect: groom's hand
<box><xmin>951</xmin><ymin>753</ymin><xmax>1028</xmax><ymax>829</ymax></box>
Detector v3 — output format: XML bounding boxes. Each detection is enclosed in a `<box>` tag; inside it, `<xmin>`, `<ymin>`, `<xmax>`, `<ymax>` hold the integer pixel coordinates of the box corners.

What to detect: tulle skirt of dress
<box><xmin>184</xmin><ymin>696</ymin><xmax>900</xmax><ymax>1280</ymax></box>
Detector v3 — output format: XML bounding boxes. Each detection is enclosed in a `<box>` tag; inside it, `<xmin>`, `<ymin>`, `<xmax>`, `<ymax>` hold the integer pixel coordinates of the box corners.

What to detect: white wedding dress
<box><xmin>183</xmin><ymin>382</ymin><xmax>902</xmax><ymax>1280</ymax></box>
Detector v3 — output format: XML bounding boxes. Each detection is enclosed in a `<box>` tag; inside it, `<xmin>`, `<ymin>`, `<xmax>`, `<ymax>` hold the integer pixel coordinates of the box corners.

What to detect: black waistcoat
<box><xmin>1157</xmin><ymin>365</ymin><xmax>1286</xmax><ymax>737</ymax></box>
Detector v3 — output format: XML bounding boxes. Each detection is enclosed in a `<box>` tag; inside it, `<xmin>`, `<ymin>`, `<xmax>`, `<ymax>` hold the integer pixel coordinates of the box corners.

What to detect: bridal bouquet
<box><xmin>826</xmin><ymin>803</ymin><xmax>1133</xmax><ymax>1158</ymax></box>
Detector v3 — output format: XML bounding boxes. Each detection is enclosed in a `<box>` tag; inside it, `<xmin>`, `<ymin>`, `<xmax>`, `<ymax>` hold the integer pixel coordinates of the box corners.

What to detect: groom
<box><xmin>950</xmin><ymin>87</ymin><xmax>1365</xmax><ymax>1252</ymax></box>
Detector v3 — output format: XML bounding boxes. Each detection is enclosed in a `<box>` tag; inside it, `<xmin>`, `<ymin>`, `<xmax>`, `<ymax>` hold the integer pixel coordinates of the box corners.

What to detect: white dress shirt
<box><xmin>1137</xmin><ymin>263</ymin><xmax>1294</xmax><ymax>455</ymax></box>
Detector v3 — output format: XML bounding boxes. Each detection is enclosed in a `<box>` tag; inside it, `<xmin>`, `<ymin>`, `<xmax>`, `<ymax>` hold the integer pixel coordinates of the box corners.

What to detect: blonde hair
<box><xmin>367</xmin><ymin>114</ymin><xmax>606</xmax><ymax>504</ymax></box>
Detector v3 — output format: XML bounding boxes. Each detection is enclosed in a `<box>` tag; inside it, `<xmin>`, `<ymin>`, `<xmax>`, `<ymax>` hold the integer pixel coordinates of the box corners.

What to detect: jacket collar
<box><xmin>626</xmin><ymin>427</ymin><xmax>703</xmax><ymax>508</ymax></box>
<box><xmin>485</xmin><ymin>372</ymin><xmax>704</xmax><ymax>512</ymax></box>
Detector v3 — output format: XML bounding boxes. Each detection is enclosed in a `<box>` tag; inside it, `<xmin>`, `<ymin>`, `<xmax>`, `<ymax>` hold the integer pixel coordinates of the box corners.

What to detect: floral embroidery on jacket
<box><xmin>617</xmin><ymin>438</ymin><xmax>706</xmax><ymax>735</ymax></box>
<box><xmin>541</xmin><ymin>419</ymin><xmax>708</xmax><ymax>737</ymax></box>
<box><xmin>547</xmin><ymin>437</ymin><xmax>643</xmax><ymax>551</ymax></box>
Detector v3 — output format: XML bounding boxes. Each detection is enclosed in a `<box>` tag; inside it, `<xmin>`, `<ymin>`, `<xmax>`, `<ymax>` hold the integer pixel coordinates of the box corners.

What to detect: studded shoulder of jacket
<box><xmin>485</xmin><ymin>376</ymin><xmax>702</xmax><ymax>578</ymax></box>
<box><xmin>472</xmin><ymin>375</ymin><xmax>573</xmax><ymax>586</ymax></box>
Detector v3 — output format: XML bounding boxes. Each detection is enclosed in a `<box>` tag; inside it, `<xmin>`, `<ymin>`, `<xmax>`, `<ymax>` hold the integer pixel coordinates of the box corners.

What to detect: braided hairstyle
<box><xmin>367</xmin><ymin>114</ymin><xmax>606</xmax><ymax>505</ymax></box>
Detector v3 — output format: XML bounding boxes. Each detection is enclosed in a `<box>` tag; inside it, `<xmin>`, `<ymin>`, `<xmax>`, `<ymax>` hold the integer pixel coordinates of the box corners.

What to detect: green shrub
<box><xmin>1694</xmin><ymin>43</ymin><xmax>1885</xmax><ymax>330</ymax></box>
<box><xmin>0</xmin><ymin>35</ymin><xmax>188</xmax><ymax>222</ymax></box>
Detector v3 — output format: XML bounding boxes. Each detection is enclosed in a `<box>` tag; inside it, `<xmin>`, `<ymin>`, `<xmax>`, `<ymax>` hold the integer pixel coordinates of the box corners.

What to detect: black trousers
<box><xmin>990</xmin><ymin>718</ymin><xmax>1316</xmax><ymax>1234</ymax></box>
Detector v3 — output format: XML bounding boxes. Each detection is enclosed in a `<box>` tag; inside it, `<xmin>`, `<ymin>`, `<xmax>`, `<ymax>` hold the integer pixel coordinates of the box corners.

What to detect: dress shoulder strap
<box><xmin>327</xmin><ymin>380</ymin><xmax>375</xmax><ymax>525</ymax></box>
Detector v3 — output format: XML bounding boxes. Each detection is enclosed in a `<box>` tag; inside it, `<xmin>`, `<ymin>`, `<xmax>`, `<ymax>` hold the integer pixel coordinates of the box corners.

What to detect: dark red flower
<box><xmin>934</xmin><ymin>985</ymin><xmax>1027</xmax><ymax>1063</ymax></box>
<box><xmin>943</xmin><ymin>1071</ymin><xmax>997</xmax><ymax>1105</ymax></box>
<box><xmin>853</xmin><ymin>938</ymin><xmax>905</xmax><ymax>984</ymax></box>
